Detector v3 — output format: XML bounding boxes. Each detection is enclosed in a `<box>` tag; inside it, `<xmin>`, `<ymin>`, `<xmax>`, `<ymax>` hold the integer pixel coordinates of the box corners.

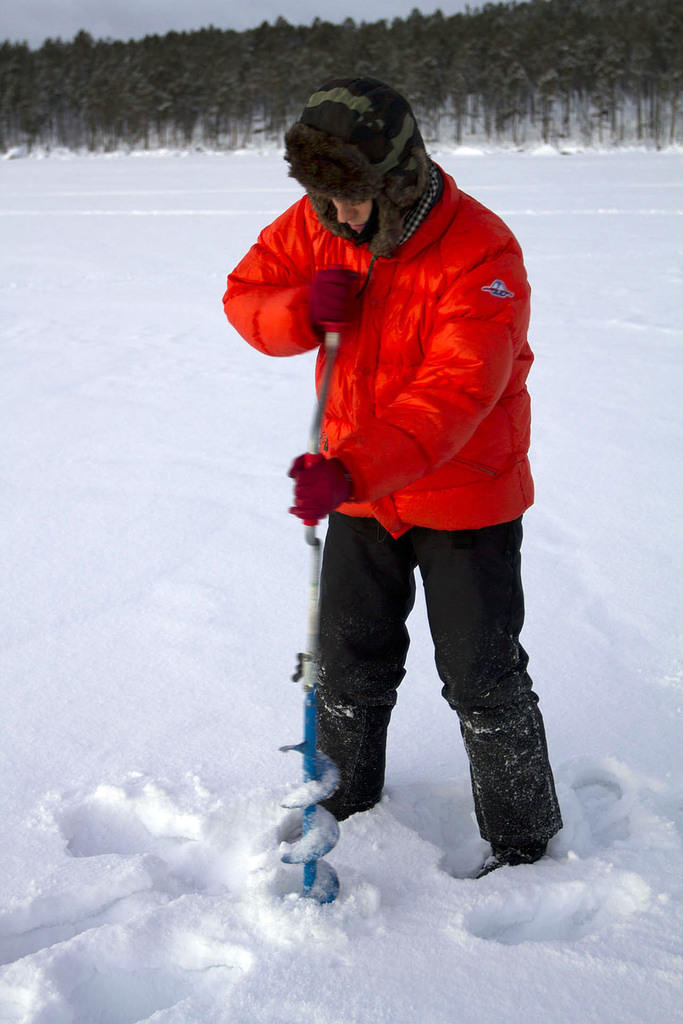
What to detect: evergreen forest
<box><xmin>1</xmin><ymin>0</ymin><xmax>681</xmax><ymax>154</ymax></box>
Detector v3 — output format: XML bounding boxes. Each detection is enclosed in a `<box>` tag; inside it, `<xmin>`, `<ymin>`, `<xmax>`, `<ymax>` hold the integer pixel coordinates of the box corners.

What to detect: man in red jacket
<box><xmin>225</xmin><ymin>77</ymin><xmax>562</xmax><ymax>875</ymax></box>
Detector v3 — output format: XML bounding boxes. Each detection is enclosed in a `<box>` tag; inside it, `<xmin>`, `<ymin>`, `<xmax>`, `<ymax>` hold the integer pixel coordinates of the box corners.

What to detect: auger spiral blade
<box><xmin>280</xmin><ymin>688</ymin><xmax>341</xmax><ymax>903</ymax></box>
<box><xmin>303</xmin><ymin>858</ymin><xmax>339</xmax><ymax>904</ymax></box>
<box><xmin>280</xmin><ymin>748</ymin><xmax>340</xmax><ymax>807</ymax></box>
<box><xmin>280</xmin><ymin>804</ymin><xmax>340</xmax><ymax>863</ymax></box>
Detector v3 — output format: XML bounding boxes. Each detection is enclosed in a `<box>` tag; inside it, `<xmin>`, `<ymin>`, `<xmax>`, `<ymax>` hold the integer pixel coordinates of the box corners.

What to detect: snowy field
<box><xmin>0</xmin><ymin>147</ymin><xmax>681</xmax><ymax>1023</ymax></box>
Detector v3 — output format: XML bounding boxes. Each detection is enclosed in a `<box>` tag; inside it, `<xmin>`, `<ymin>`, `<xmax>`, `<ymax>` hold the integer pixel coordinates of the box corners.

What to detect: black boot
<box><xmin>459</xmin><ymin>696</ymin><xmax>563</xmax><ymax>857</ymax></box>
<box><xmin>316</xmin><ymin>688</ymin><xmax>393</xmax><ymax>821</ymax></box>
<box><xmin>476</xmin><ymin>840</ymin><xmax>547</xmax><ymax>878</ymax></box>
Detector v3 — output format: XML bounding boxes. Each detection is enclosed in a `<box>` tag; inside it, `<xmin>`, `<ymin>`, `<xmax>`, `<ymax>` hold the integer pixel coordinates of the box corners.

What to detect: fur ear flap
<box><xmin>368</xmin><ymin>148</ymin><xmax>431</xmax><ymax>257</ymax></box>
<box><xmin>383</xmin><ymin>147</ymin><xmax>430</xmax><ymax>208</ymax></box>
<box><xmin>372</xmin><ymin>197</ymin><xmax>405</xmax><ymax>257</ymax></box>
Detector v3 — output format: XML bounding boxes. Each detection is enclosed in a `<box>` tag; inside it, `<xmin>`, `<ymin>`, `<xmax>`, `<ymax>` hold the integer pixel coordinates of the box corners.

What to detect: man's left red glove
<box><xmin>288</xmin><ymin>453</ymin><xmax>352</xmax><ymax>525</ymax></box>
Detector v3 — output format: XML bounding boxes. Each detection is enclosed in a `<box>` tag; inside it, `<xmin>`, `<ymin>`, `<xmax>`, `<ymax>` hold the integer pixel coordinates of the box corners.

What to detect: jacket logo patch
<box><xmin>482</xmin><ymin>279</ymin><xmax>515</xmax><ymax>298</ymax></box>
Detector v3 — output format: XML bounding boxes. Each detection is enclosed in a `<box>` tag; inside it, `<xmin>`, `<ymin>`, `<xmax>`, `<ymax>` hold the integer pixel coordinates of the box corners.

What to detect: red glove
<box><xmin>309</xmin><ymin>267</ymin><xmax>360</xmax><ymax>332</ymax></box>
<box><xmin>288</xmin><ymin>453</ymin><xmax>352</xmax><ymax>525</ymax></box>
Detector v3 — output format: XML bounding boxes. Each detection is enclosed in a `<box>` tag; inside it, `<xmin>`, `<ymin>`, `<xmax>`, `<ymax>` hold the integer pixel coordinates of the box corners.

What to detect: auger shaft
<box><xmin>281</xmin><ymin>331</ymin><xmax>342</xmax><ymax>904</ymax></box>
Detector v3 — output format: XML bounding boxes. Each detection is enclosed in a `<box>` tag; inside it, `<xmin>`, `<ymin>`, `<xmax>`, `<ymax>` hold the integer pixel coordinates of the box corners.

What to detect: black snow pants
<box><xmin>317</xmin><ymin>512</ymin><xmax>562</xmax><ymax>851</ymax></box>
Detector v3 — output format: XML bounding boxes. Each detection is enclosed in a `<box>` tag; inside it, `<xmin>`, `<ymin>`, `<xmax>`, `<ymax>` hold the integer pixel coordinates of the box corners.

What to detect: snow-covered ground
<box><xmin>0</xmin><ymin>148</ymin><xmax>681</xmax><ymax>1023</ymax></box>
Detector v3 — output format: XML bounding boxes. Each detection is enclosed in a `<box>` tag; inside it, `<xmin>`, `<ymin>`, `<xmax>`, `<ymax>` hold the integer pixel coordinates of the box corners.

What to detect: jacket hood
<box><xmin>284</xmin><ymin>77</ymin><xmax>430</xmax><ymax>257</ymax></box>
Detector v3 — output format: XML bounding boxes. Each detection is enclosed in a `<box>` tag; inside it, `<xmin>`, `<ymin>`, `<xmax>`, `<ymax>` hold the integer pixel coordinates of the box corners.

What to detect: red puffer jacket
<box><xmin>224</xmin><ymin>166</ymin><xmax>534</xmax><ymax>538</ymax></box>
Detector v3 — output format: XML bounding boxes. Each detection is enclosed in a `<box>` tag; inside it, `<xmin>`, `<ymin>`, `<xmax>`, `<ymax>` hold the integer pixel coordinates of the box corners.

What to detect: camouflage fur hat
<box><xmin>284</xmin><ymin>77</ymin><xmax>430</xmax><ymax>257</ymax></box>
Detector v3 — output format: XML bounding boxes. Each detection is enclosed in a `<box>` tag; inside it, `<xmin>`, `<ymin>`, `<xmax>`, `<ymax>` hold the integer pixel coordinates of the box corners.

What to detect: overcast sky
<box><xmin>2</xmin><ymin>1</ymin><xmax>474</xmax><ymax>48</ymax></box>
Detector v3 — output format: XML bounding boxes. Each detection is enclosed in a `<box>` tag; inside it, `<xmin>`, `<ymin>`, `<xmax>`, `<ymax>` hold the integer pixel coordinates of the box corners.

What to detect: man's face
<box><xmin>331</xmin><ymin>198</ymin><xmax>373</xmax><ymax>234</ymax></box>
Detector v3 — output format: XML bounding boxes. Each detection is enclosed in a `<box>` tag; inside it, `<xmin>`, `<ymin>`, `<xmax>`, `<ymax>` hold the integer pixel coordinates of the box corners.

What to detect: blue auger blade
<box><xmin>281</xmin><ymin>805</ymin><xmax>340</xmax><ymax>863</ymax></box>
<box><xmin>280</xmin><ymin>739</ymin><xmax>341</xmax><ymax>902</ymax></box>
<box><xmin>279</xmin><ymin>748</ymin><xmax>340</xmax><ymax>807</ymax></box>
<box><xmin>303</xmin><ymin>858</ymin><xmax>339</xmax><ymax>904</ymax></box>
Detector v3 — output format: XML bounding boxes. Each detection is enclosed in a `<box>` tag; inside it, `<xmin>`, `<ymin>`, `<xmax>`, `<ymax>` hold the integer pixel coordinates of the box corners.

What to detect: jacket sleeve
<box><xmin>223</xmin><ymin>199</ymin><xmax>320</xmax><ymax>357</ymax></box>
<box><xmin>335</xmin><ymin>241</ymin><xmax>531</xmax><ymax>503</ymax></box>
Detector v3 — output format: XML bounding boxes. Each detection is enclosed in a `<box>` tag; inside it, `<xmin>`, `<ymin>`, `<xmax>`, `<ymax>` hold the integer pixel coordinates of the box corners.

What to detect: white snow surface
<box><xmin>0</xmin><ymin>149</ymin><xmax>681</xmax><ymax>1023</ymax></box>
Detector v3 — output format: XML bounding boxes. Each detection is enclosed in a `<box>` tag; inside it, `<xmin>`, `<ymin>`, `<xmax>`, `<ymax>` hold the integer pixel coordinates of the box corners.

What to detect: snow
<box><xmin>1</xmin><ymin>149</ymin><xmax>681</xmax><ymax>1023</ymax></box>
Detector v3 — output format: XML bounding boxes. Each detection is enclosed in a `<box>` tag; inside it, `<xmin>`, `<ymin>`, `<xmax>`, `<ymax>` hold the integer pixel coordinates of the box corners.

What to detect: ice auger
<box><xmin>280</xmin><ymin>330</ymin><xmax>342</xmax><ymax>904</ymax></box>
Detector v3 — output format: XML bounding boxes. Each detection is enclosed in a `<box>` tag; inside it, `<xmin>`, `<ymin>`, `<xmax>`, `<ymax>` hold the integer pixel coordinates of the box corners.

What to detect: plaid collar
<box><xmin>398</xmin><ymin>160</ymin><xmax>443</xmax><ymax>246</ymax></box>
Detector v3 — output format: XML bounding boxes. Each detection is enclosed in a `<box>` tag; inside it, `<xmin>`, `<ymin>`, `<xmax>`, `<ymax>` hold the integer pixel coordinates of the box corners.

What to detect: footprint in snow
<box><xmin>0</xmin><ymin>915</ymin><xmax>253</xmax><ymax>1024</ymax></box>
<box><xmin>381</xmin><ymin>759</ymin><xmax>658</xmax><ymax>947</ymax></box>
<box><xmin>552</xmin><ymin>758</ymin><xmax>635</xmax><ymax>859</ymax></box>
<box><xmin>60</xmin><ymin>776</ymin><xmax>204</xmax><ymax>864</ymax></box>
<box><xmin>465</xmin><ymin>870</ymin><xmax>651</xmax><ymax>945</ymax></box>
<box><xmin>464</xmin><ymin>758</ymin><xmax>658</xmax><ymax>945</ymax></box>
<box><xmin>384</xmin><ymin>780</ymin><xmax>487</xmax><ymax>879</ymax></box>
<box><xmin>384</xmin><ymin>759</ymin><xmax>638</xmax><ymax>885</ymax></box>
<box><xmin>55</xmin><ymin>773</ymin><xmax>275</xmax><ymax>897</ymax></box>
<box><xmin>0</xmin><ymin>775</ymin><xmax>265</xmax><ymax>1022</ymax></box>
<box><xmin>0</xmin><ymin>775</ymin><xmax>267</xmax><ymax>970</ymax></box>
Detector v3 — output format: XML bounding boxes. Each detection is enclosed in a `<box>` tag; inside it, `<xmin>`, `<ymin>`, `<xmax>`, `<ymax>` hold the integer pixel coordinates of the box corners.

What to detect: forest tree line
<box><xmin>1</xmin><ymin>0</ymin><xmax>681</xmax><ymax>154</ymax></box>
